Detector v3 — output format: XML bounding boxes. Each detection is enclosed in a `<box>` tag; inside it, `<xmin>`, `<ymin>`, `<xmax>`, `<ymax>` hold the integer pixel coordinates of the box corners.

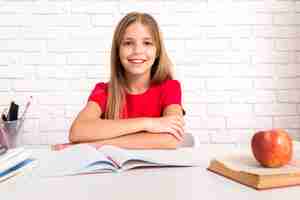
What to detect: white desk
<box><xmin>1</xmin><ymin>144</ymin><xmax>300</xmax><ymax>200</ymax></box>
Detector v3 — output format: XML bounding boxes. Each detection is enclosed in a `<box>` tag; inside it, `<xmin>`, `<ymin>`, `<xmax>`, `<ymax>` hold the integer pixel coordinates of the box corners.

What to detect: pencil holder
<box><xmin>0</xmin><ymin>118</ymin><xmax>25</xmax><ymax>149</ymax></box>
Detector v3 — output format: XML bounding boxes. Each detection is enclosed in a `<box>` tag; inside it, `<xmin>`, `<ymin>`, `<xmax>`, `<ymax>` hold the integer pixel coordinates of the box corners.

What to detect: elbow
<box><xmin>69</xmin><ymin>123</ymin><xmax>82</xmax><ymax>143</ymax></box>
<box><xmin>69</xmin><ymin>120</ymin><xmax>104</xmax><ymax>143</ymax></box>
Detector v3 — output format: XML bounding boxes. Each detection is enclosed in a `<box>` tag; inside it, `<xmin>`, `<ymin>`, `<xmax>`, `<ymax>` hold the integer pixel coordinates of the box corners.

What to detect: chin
<box><xmin>128</xmin><ymin>71</ymin><xmax>149</xmax><ymax>77</ymax></box>
<box><xmin>126</xmin><ymin>67</ymin><xmax>151</xmax><ymax>76</ymax></box>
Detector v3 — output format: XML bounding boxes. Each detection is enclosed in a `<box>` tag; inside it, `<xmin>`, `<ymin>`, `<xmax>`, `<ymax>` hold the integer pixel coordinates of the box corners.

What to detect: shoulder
<box><xmin>159</xmin><ymin>79</ymin><xmax>182</xmax><ymax>108</ymax></box>
<box><xmin>160</xmin><ymin>79</ymin><xmax>181</xmax><ymax>90</ymax></box>
<box><xmin>88</xmin><ymin>82</ymin><xmax>109</xmax><ymax>113</ymax></box>
<box><xmin>91</xmin><ymin>82</ymin><xmax>108</xmax><ymax>94</ymax></box>
<box><xmin>94</xmin><ymin>82</ymin><xmax>108</xmax><ymax>89</ymax></box>
<box><xmin>89</xmin><ymin>82</ymin><xmax>109</xmax><ymax>100</ymax></box>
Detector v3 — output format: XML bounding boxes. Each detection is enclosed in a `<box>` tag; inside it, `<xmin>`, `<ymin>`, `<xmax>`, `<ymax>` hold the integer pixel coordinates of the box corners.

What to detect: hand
<box><xmin>52</xmin><ymin>143</ymin><xmax>73</xmax><ymax>151</ymax></box>
<box><xmin>144</xmin><ymin>115</ymin><xmax>185</xmax><ymax>141</ymax></box>
<box><xmin>52</xmin><ymin>142</ymin><xmax>103</xmax><ymax>151</ymax></box>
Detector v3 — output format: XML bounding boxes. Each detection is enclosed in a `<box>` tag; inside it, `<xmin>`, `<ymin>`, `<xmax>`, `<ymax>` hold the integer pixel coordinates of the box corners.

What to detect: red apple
<box><xmin>251</xmin><ymin>129</ymin><xmax>293</xmax><ymax>168</ymax></box>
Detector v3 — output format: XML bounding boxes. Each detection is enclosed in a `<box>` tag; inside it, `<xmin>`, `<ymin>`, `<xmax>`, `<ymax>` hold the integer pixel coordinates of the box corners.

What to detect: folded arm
<box><xmin>67</xmin><ymin>101</ymin><xmax>184</xmax><ymax>150</ymax></box>
<box><xmin>92</xmin><ymin>131</ymin><xmax>182</xmax><ymax>149</ymax></box>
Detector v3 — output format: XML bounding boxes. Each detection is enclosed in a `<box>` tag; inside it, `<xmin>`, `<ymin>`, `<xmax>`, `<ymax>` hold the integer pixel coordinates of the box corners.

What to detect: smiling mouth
<box><xmin>128</xmin><ymin>59</ymin><xmax>146</xmax><ymax>64</ymax></box>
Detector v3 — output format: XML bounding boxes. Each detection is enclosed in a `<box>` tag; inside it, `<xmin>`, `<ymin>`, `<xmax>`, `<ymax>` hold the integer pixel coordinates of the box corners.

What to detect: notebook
<box><xmin>0</xmin><ymin>147</ymin><xmax>35</xmax><ymax>182</ymax></box>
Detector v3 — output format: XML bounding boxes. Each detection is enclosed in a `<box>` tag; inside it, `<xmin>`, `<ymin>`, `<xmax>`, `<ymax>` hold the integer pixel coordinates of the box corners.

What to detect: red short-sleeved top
<box><xmin>88</xmin><ymin>79</ymin><xmax>182</xmax><ymax>118</ymax></box>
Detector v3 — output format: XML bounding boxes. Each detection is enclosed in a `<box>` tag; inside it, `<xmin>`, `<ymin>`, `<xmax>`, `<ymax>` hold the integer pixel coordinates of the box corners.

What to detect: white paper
<box><xmin>36</xmin><ymin>144</ymin><xmax>111</xmax><ymax>177</ymax></box>
<box><xmin>216</xmin><ymin>151</ymin><xmax>300</xmax><ymax>175</ymax></box>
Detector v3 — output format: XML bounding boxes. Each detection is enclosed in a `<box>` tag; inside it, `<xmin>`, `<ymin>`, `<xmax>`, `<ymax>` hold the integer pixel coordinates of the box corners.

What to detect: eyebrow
<box><xmin>122</xmin><ymin>37</ymin><xmax>153</xmax><ymax>41</ymax></box>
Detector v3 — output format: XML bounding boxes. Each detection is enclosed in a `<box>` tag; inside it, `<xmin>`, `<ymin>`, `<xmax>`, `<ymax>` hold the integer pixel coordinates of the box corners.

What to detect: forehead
<box><xmin>122</xmin><ymin>22</ymin><xmax>154</xmax><ymax>40</ymax></box>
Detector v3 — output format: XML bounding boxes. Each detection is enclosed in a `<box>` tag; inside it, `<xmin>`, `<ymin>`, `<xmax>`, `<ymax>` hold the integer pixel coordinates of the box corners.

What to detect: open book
<box><xmin>207</xmin><ymin>152</ymin><xmax>300</xmax><ymax>190</ymax></box>
<box><xmin>37</xmin><ymin>144</ymin><xmax>198</xmax><ymax>177</ymax></box>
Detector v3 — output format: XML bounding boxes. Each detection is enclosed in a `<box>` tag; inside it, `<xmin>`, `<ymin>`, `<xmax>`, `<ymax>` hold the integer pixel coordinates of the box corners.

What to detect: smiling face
<box><xmin>119</xmin><ymin>22</ymin><xmax>157</xmax><ymax>81</ymax></box>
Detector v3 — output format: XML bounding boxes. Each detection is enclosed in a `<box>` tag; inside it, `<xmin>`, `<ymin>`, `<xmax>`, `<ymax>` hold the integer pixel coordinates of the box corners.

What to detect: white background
<box><xmin>0</xmin><ymin>0</ymin><xmax>299</xmax><ymax>145</ymax></box>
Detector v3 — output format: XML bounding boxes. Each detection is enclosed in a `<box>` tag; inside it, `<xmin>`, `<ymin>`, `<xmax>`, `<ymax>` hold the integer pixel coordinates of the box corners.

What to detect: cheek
<box><xmin>119</xmin><ymin>48</ymin><xmax>128</xmax><ymax>61</ymax></box>
<box><xmin>146</xmin><ymin>48</ymin><xmax>157</xmax><ymax>60</ymax></box>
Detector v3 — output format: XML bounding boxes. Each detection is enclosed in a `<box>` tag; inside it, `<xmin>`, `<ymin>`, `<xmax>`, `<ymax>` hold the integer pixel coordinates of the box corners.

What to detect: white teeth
<box><xmin>129</xmin><ymin>59</ymin><xmax>145</xmax><ymax>64</ymax></box>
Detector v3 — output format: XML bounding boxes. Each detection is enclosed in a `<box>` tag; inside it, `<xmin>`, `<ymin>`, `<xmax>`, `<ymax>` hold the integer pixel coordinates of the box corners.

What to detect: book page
<box><xmin>0</xmin><ymin>159</ymin><xmax>36</xmax><ymax>182</ymax></box>
<box><xmin>36</xmin><ymin>144</ymin><xmax>113</xmax><ymax>177</ymax></box>
<box><xmin>99</xmin><ymin>146</ymin><xmax>200</xmax><ymax>170</ymax></box>
<box><xmin>216</xmin><ymin>151</ymin><xmax>300</xmax><ymax>175</ymax></box>
<box><xmin>99</xmin><ymin>145</ymin><xmax>137</xmax><ymax>167</ymax></box>
<box><xmin>0</xmin><ymin>149</ymin><xmax>31</xmax><ymax>173</ymax></box>
<box><xmin>76</xmin><ymin>163</ymin><xmax>115</xmax><ymax>174</ymax></box>
<box><xmin>128</xmin><ymin>148</ymin><xmax>200</xmax><ymax>166</ymax></box>
<box><xmin>0</xmin><ymin>147</ymin><xmax>25</xmax><ymax>163</ymax></box>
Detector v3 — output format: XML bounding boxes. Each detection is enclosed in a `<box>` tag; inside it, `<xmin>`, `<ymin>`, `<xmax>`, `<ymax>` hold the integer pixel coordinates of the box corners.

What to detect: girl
<box><xmin>54</xmin><ymin>12</ymin><xmax>185</xmax><ymax>150</ymax></box>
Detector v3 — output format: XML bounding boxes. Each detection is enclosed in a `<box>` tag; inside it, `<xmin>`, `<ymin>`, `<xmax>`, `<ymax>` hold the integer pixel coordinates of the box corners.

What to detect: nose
<box><xmin>133</xmin><ymin>42</ymin><xmax>144</xmax><ymax>54</ymax></box>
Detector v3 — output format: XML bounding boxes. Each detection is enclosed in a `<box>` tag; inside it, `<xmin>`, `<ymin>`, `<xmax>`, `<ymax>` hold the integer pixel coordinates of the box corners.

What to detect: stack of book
<box><xmin>0</xmin><ymin>147</ymin><xmax>34</xmax><ymax>182</ymax></box>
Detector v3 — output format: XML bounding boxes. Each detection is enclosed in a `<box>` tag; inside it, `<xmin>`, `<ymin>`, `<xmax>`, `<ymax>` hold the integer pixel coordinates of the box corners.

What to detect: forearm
<box><xmin>53</xmin><ymin>132</ymin><xmax>182</xmax><ymax>151</ymax></box>
<box><xmin>91</xmin><ymin>132</ymin><xmax>180</xmax><ymax>149</ymax></box>
<box><xmin>69</xmin><ymin>118</ymin><xmax>148</xmax><ymax>143</ymax></box>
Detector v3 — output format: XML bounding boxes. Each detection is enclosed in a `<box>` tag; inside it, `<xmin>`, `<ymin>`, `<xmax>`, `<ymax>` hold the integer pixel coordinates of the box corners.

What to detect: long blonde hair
<box><xmin>106</xmin><ymin>12</ymin><xmax>174</xmax><ymax>119</ymax></box>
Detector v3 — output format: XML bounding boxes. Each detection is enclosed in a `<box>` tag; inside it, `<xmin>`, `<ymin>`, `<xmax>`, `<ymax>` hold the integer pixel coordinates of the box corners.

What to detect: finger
<box><xmin>171</xmin><ymin>124</ymin><xmax>184</xmax><ymax>139</ymax></box>
<box><xmin>180</xmin><ymin>117</ymin><xmax>185</xmax><ymax>126</ymax></box>
<box><xmin>165</xmin><ymin>116</ymin><xmax>184</xmax><ymax>128</ymax></box>
<box><xmin>176</xmin><ymin>130</ymin><xmax>183</xmax><ymax>140</ymax></box>
<box><xmin>170</xmin><ymin>132</ymin><xmax>182</xmax><ymax>141</ymax></box>
<box><xmin>172</xmin><ymin>120</ymin><xmax>184</xmax><ymax>133</ymax></box>
<box><xmin>165</xmin><ymin>128</ymin><xmax>181</xmax><ymax>141</ymax></box>
<box><xmin>173</xmin><ymin>116</ymin><xmax>185</xmax><ymax>127</ymax></box>
<box><xmin>52</xmin><ymin>143</ymin><xmax>72</xmax><ymax>151</ymax></box>
<box><xmin>51</xmin><ymin>145</ymin><xmax>57</xmax><ymax>151</ymax></box>
<box><xmin>52</xmin><ymin>144</ymin><xmax>63</xmax><ymax>151</ymax></box>
<box><xmin>178</xmin><ymin>116</ymin><xmax>185</xmax><ymax>126</ymax></box>
<box><xmin>168</xmin><ymin>128</ymin><xmax>183</xmax><ymax>141</ymax></box>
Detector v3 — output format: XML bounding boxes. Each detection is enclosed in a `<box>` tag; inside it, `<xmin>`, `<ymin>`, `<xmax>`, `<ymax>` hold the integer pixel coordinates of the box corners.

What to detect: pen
<box><xmin>8</xmin><ymin>101</ymin><xmax>19</xmax><ymax>121</ymax></box>
<box><xmin>1</xmin><ymin>113</ymin><xmax>7</xmax><ymax>122</ymax></box>
<box><xmin>15</xmin><ymin>96</ymin><xmax>33</xmax><ymax>134</ymax></box>
<box><xmin>1</xmin><ymin>108</ymin><xmax>8</xmax><ymax>122</ymax></box>
<box><xmin>19</xmin><ymin>96</ymin><xmax>32</xmax><ymax>120</ymax></box>
<box><xmin>0</xmin><ymin>145</ymin><xmax>7</xmax><ymax>156</ymax></box>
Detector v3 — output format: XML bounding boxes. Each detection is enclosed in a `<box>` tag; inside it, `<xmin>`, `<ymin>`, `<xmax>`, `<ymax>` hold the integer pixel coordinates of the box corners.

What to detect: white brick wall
<box><xmin>0</xmin><ymin>0</ymin><xmax>299</xmax><ymax>145</ymax></box>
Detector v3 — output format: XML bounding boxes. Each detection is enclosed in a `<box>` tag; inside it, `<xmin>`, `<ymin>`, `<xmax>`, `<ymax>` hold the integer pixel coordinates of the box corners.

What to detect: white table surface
<box><xmin>1</xmin><ymin>143</ymin><xmax>300</xmax><ymax>200</ymax></box>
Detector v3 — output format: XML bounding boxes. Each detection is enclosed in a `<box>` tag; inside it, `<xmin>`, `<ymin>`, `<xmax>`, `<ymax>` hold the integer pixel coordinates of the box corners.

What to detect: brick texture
<box><xmin>0</xmin><ymin>0</ymin><xmax>299</xmax><ymax>145</ymax></box>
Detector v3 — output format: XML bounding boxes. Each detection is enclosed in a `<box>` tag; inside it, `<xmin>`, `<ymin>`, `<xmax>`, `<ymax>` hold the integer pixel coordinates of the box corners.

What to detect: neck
<box><xmin>125</xmin><ymin>74</ymin><xmax>150</xmax><ymax>94</ymax></box>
